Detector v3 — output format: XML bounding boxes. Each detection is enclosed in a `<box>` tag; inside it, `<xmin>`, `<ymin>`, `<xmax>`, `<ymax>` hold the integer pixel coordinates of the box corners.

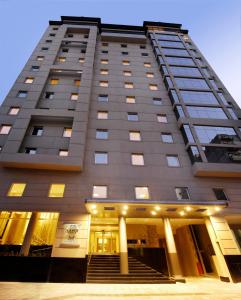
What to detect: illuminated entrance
<box><xmin>89</xmin><ymin>227</ymin><xmax>119</xmax><ymax>254</ymax></box>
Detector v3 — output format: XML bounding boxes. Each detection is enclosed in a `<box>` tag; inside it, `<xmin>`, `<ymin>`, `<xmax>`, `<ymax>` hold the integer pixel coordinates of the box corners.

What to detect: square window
<box><xmin>59</xmin><ymin>150</ymin><xmax>69</xmax><ymax>156</ymax></box>
<box><xmin>213</xmin><ymin>188</ymin><xmax>228</xmax><ymax>201</ymax></box>
<box><xmin>122</xmin><ymin>60</ymin><xmax>130</xmax><ymax>66</ymax></box>
<box><xmin>45</xmin><ymin>92</ymin><xmax>54</xmax><ymax>99</ymax></box>
<box><xmin>48</xmin><ymin>184</ymin><xmax>65</xmax><ymax>197</ymax></box>
<box><xmin>129</xmin><ymin>131</ymin><xmax>141</xmax><ymax>141</ymax></box>
<box><xmin>98</xmin><ymin>95</ymin><xmax>108</xmax><ymax>102</ymax></box>
<box><xmin>140</xmin><ymin>45</ymin><xmax>146</xmax><ymax>49</ymax></box>
<box><xmin>41</xmin><ymin>47</ymin><xmax>48</xmax><ymax>51</ymax></box>
<box><xmin>24</xmin><ymin>77</ymin><xmax>34</xmax><ymax>84</ymax></box>
<box><xmin>122</xmin><ymin>52</ymin><xmax>128</xmax><ymax>55</ymax></box>
<box><xmin>63</xmin><ymin>128</ymin><xmax>72</xmax><ymax>138</ymax></box>
<box><xmin>175</xmin><ymin>187</ymin><xmax>190</xmax><ymax>200</ymax></box>
<box><xmin>102</xmin><ymin>42</ymin><xmax>109</xmax><ymax>47</ymax></box>
<box><xmin>125</xmin><ymin>82</ymin><xmax>133</xmax><ymax>89</ymax></box>
<box><xmin>131</xmin><ymin>153</ymin><xmax>144</xmax><ymax>166</ymax></box>
<box><xmin>99</xmin><ymin>81</ymin><xmax>109</xmax><ymax>87</ymax></box>
<box><xmin>62</xmin><ymin>48</ymin><xmax>69</xmax><ymax>53</ymax></box>
<box><xmin>161</xmin><ymin>133</ymin><xmax>173</xmax><ymax>143</ymax></box>
<box><xmin>97</xmin><ymin>111</ymin><xmax>108</xmax><ymax>119</ymax></box>
<box><xmin>84</xmin><ymin>34</ymin><xmax>89</xmax><ymax>39</ymax></box>
<box><xmin>58</xmin><ymin>57</ymin><xmax>66</xmax><ymax>62</ymax></box>
<box><xmin>128</xmin><ymin>112</ymin><xmax>138</xmax><ymax>121</ymax></box>
<box><xmin>144</xmin><ymin>62</ymin><xmax>151</xmax><ymax>67</ymax></box>
<box><xmin>81</xmin><ymin>49</ymin><xmax>86</xmax><ymax>54</ymax></box>
<box><xmin>79</xmin><ymin>58</ymin><xmax>85</xmax><ymax>63</ymax></box>
<box><xmin>149</xmin><ymin>84</ymin><xmax>158</xmax><ymax>90</ymax></box>
<box><xmin>71</xmin><ymin>93</ymin><xmax>79</xmax><ymax>100</ymax></box>
<box><xmin>121</xmin><ymin>44</ymin><xmax>127</xmax><ymax>48</ymax></box>
<box><xmin>95</xmin><ymin>152</ymin><xmax>108</xmax><ymax>164</ymax></box>
<box><xmin>141</xmin><ymin>53</ymin><xmax>148</xmax><ymax>56</ymax></box>
<box><xmin>25</xmin><ymin>147</ymin><xmax>37</xmax><ymax>154</ymax></box>
<box><xmin>67</xmin><ymin>34</ymin><xmax>73</xmax><ymax>38</ymax></box>
<box><xmin>157</xmin><ymin>114</ymin><xmax>167</xmax><ymax>123</ymax></box>
<box><xmin>31</xmin><ymin>66</ymin><xmax>40</xmax><ymax>71</ymax></box>
<box><xmin>52</xmin><ymin>27</ymin><xmax>58</xmax><ymax>31</ymax></box>
<box><xmin>37</xmin><ymin>56</ymin><xmax>44</xmax><ymax>61</ymax></box>
<box><xmin>153</xmin><ymin>98</ymin><xmax>162</xmax><ymax>105</ymax></box>
<box><xmin>101</xmin><ymin>59</ymin><xmax>109</xmax><ymax>64</ymax></box>
<box><xmin>50</xmin><ymin>78</ymin><xmax>59</xmax><ymax>85</ymax></box>
<box><xmin>166</xmin><ymin>155</ymin><xmax>180</xmax><ymax>167</ymax></box>
<box><xmin>32</xmin><ymin>126</ymin><xmax>43</xmax><ymax>136</ymax></box>
<box><xmin>74</xmin><ymin>79</ymin><xmax>81</xmax><ymax>86</ymax></box>
<box><xmin>8</xmin><ymin>107</ymin><xmax>20</xmax><ymax>115</ymax></box>
<box><xmin>123</xmin><ymin>71</ymin><xmax>132</xmax><ymax>76</ymax></box>
<box><xmin>0</xmin><ymin>125</ymin><xmax>11</xmax><ymax>135</ymax></box>
<box><xmin>101</xmin><ymin>50</ymin><xmax>108</xmax><ymax>54</ymax></box>
<box><xmin>45</xmin><ymin>40</ymin><xmax>52</xmax><ymax>43</ymax></box>
<box><xmin>49</xmin><ymin>33</ymin><xmax>56</xmax><ymax>37</ymax></box>
<box><xmin>135</xmin><ymin>187</ymin><xmax>149</xmax><ymax>199</ymax></box>
<box><xmin>7</xmin><ymin>183</ymin><xmax>26</xmax><ymax>197</ymax></box>
<box><xmin>96</xmin><ymin>129</ymin><xmax>108</xmax><ymax>139</ymax></box>
<box><xmin>126</xmin><ymin>96</ymin><xmax>136</xmax><ymax>104</ymax></box>
<box><xmin>93</xmin><ymin>185</ymin><xmax>107</xmax><ymax>198</ymax></box>
<box><xmin>146</xmin><ymin>73</ymin><xmax>154</xmax><ymax>78</ymax></box>
<box><xmin>17</xmin><ymin>91</ymin><xmax>27</xmax><ymax>98</ymax></box>
<box><xmin>100</xmin><ymin>69</ymin><xmax>109</xmax><ymax>75</ymax></box>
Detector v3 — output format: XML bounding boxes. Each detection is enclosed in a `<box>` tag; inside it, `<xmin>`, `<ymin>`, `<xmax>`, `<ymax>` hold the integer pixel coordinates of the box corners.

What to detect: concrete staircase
<box><xmin>86</xmin><ymin>255</ymin><xmax>175</xmax><ymax>283</ymax></box>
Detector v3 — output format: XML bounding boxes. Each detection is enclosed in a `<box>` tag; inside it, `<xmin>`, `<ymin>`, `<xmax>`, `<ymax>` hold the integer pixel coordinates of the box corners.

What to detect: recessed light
<box><xmin>93</xmin><ymin>210</ymin><xmax>98</xmax><ymax>215</ymax></box>
<box><xmin>123</xmin><ymin>205</ymin><xmax>129</xmax><ymax>210</ymax></box>
<box><xmin>179</xmin><ymin>211</ymin><xmax>185</xmax><ymax>216</ymax></box>
<box><xmin>91</xmin><ymin>204</ymin><xmax>97</xmax><ymax>209</ymax></box>
<box><xmin>151</xmin><ymin>211</ymin><xmax>157</xmax><ymax>216</ymax></box>
<box><xmin>207</xmin><ymin>211</ymin><xmax>212</xmax><ymax>216</ymax></box>
<box><xmin>185</xmin><ymin>206</ymin><xmax>192</xmax><ymax>211</ymax></box>
<box><xmin>155</xmin><ymin>206</ymin><xmax>161</xmax><ymax>211</ymax></box>
<box><xmin>214</xmin><ymin>207</ymin><xmax>221</xmax><ymax>212</ymax></box>
<box><xmin>122</xmin><ymin>210</ymin><xmax>127</xmax><ymax>215</ymax></box>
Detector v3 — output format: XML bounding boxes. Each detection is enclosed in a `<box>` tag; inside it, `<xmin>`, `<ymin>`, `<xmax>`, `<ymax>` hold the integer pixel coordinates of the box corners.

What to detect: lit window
<box><xmin>126</xmin><ymin>96</ymin><xmax>135</xmax><ymax>104</ymax></box>
<box><xmin>123</xmin><ymin>71</ymin><xmax>132</xmax><ymax>76</ymax></box>
<box><xmin>135</xmin><ymin>187</ymin><xmax>149</xmax><ymax>199</ymax></box>
<box><xmin>175</xmin><ymin>187</ymin><xmax>190</xmax><ymax>200</ymax></box>
<box><xmin>17</xmin><ymin>91</ymin><xmax>28</xmax><ymax>98</ymax></box>
<box><xmin>59</xmin><ymin>150</ymin><xmax>69</xmax><ymax>156</ymax></box>
<box><xmin>63</xmin><ymin>128</ymin><xmax>72</xmax><ymax>138</ymax></box>
<box><xmin>99</xmin><ymin>81</ymin><xmax>109</xmax><ymax>87</ymax></box>
<box><xmin>100</xmin><ymin>69</ymin><xmax>109</xmax><ymax>75</ymax></box>
<box><xmin>79</xmin><ymin>58</ymin><xmax>85</xmax><ymax>63</ymax></box>
<box><xmin>7</xmin><ymin>183</ymin><xmax>26</xmax><ymax>197</ymax></box>
<box><xmin>8</xmin><ymin>107</ymin><xmax>20</xmax><ymax>115</ymax></box>
<box><xmin>144</xmin><ymin>62</ymin><xmax>151</xmax><ymax>67</ymax></box>
<box><xmin>93</xmin><ymin>186</ymin><xmax>107</xmax><ymax>198</ymax></box>
<box><xmin>0</xmin><ymin>125</ymin><xmax>11</xmax><ymax>135</ymax></box>
<box><xmin>95</xmin><ymin>152</ymin><xmax>108</xmax><ymax>164</ymax></box>
<box><xmin>125</xmin><ymin>82</ymin><xmax>133</xmax><ymax>89</ymax></box>
<box><xmin>25</xmin><ymin>148</ymin><xmax>37</xmax><ymax>154</ymax></box>
<box><xmin>50</xmin><ymin>78</ymin><xmax>59</xmax><ymax>85</ymax></box>
<box><xmin>74</xmin><ymin>79</ymin><xmax>81</xmax><ymax>86</ymax></box>
<box><xmin>101</xmin><ymin>59</ymin><xmax>109</xmax><ymax>64</ymax></box>
<box><xmin>157</xmin><ymin>114</ymin><xmax>167</xmax><ymax>123</ymax></box>
<box><xmin>97</xmin><ymin>111</ymin><xmax>108</xmax><ymax>119</ymax></box>
<box><xmin>131</xmin><ymin>153</ymin><xmax>144</xmax><ymax>166</ymax></box>
<box><xmin>31</xmin><ymin>66</ymin><xmax>39</xmax><ymax>71</ymax></box>
<box><xmin>96</xmin><ymin>129</ymin><xmax>108</xmax><ymax>139</ymax></box>
<box><xmin>24</xmin><ymin>77</ymin><xmax>34</xmax><ymax>84</ymax></box>
<box><xmin>98</xmin><ymin>95</ymin><xmax>108</xmax><ymax>102</ymax></box>
<box><xmin>37</xmin><ymin>56</ymin><xmax>44</xmax><ymax>61</ymax></box>
<box><xmin>128</xmin><ymin>112</ymin><xmax>138</xmax><ymax>121</ymax></box>
<box><xmin>161</xmin><ymin>133</ymin><xmax>173</xmax><ymax>143</ymax></box>
<box><xmin>129</xmin><ymin>131</ymin><xmax>141</xmax><ymax>141</ymax></box>
<box><xmin>149</xmin><ymin>84</ymin><xmax>158</xmax><ymax>90</ymax></box>
<box><xmin>58</xmin><ymin>57</ymin><xmax>66</xmax><ymax>62</ymax></box>
<box><xmin>48</xmin><ymin>184</ymin><xmax>65</xmax><ymax>197</ymax></box>
<box><xmin>213</xmin><ymin>188</ymin><xmax>228</xmax><ymax>201</ymax></box>
<box><xmin>70</xmin><ymin>93</ymin><xmax>79</xmax><ymax>100</ymax></box>
<box><xmin>146</xmin><ymin>73</ymin><xmax>154</xmax><ymax>78</ymax></box>
<box><xmin>32</xmin><ymin>126</ymin><xmax>43</xmax><ymax>136</ymax></box>
<box><xmin>122</xmin><ymin>60</ymin><xmax>130</xmax><ymax>66</ymax></box>
<box><xmin>166</xmin><ymin>155</ymin><xmax>180</xmax><ymax>167</ymax></box>
<box><xmin>153</xmin><ymin>98</ymin><xmax>162</xmax><ymax>105</ymax></box>
<box><xmin>45</xmin><ymin>92</ymin><xmax>54</xmax><ymax>99</ymax></box>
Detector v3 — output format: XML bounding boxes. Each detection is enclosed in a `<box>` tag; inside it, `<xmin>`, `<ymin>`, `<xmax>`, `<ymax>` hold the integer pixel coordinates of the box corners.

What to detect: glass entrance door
<box><xmin>94</xmin><ymin>231</ymin><xmax>116</xmax><ymax>254</ymax></box>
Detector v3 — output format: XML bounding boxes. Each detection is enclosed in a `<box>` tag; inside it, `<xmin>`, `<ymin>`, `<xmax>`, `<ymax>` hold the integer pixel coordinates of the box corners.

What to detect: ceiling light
<box><xmin>214</xmin><ymin>207</ymin><xmax>221</xmax><ymax>212</ymax></box>
<box><xmin>91</xmin><ymin>204</ymin><xmax>97</xmax><ymax>209</ymax></box>
<box><xmin>123</xmin><ymin>205</ymin><xmax>128</xmax><ymax>210</ymax></box>
<box><xmin>155</xmin><ymin>206</ymin><xmax>161</xmax><ymax>211</ymax></box>
<box><xmin>151</xmin><ymin>211</ymin><xmax>157</xmax><ymax>216</ymax></box>
<box><xmin>179</xmin><ymin>211</ymin><xmax>185</xmax><ymax>216</ymax></box>
<box><xmin>185</xmin><ymin>206</ymin><xmax>192</xmax><ymax>211</ymax></box>
<box><xmin>207</xmin><ymin>211</ymin><xmax>212</xmax><ymax>216</ymax></box>
<box><xmin>122</xmin><ymin>210</ymin><xmax>127</xmax><ymax>215</ymax></box>
<box><xmin>92</xmin><ymin>210</ymin><xmax>98</xmax><ymax>215</ymax></box>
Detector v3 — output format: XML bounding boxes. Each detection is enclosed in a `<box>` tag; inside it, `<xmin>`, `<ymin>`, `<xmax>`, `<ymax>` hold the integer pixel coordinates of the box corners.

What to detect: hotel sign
<box><xmin>59</xmin><ymin>223</ymin><xmax>81</xmax><ymax>248</ymax></box>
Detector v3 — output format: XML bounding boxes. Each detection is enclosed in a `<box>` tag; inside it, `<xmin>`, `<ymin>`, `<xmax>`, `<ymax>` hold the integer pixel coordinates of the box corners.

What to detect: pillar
<box><xmin>205</xmin><ymin>217</ymin><xmax>233</xmax><ymax>282</ymax></box>
<box><xmin>163</xmin><ymin>218</ymin><xmax>182</xmax><ymax>278</ymax></box>
<box><xmin>119</xmin><ymin>216</ymin><xmax>129</xmax><ymax>274</ymax></box>
<box><xmin>20</xmin><ymin>212</ymin><xmax>38</xmax><ymax>256</ymax></box>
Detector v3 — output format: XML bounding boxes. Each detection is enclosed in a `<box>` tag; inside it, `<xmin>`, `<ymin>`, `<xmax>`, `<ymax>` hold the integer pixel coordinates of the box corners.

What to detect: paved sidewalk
<box><xmin>0</xmin><ymin>278</ymin><xmax>240</xmax><ymax>300</ymax></box>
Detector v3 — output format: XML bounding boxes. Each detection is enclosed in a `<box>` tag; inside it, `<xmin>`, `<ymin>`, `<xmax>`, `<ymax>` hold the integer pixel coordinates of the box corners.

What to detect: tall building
<box><xmin>0</xmin><ymin>16</ymin><xmax>240</xmax><ymax>283</ymax></box>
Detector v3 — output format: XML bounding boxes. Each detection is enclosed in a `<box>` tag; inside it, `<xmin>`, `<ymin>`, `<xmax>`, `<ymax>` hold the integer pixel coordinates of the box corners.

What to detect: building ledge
<box><xmin>192</xmin><ymin>162</ymin><xmax>241</xmax><ymax>178</ymax></box>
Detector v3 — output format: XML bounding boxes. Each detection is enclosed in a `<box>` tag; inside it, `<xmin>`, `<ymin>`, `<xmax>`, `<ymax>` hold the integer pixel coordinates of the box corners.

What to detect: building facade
<box><xmin>0</xmin><ymin>16</ymin><xmax>240</xmax><ymax>283</ymax></box>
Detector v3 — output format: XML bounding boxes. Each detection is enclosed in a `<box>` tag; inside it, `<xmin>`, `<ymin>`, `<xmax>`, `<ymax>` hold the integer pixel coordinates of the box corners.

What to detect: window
<box><xmin>24</xmin><ymin>77</ymin><xmax>34</xmax><ymax>84</ymax></box>
<box><xmin>129</xmin><ymin>131</ymin><xmax>141</xmax><ymax>141</ymax></box>
<box><xmin>41</xmin><ymin>47</ymin><xmax>48</xmax><ymax>51</ymax></box>
<box><xmin>121</xmin><ymin>44</ymin><xmax>127</xmax><ymax>48</ymax></box>
<box><xmin>180</xmin><ymin>91</ymin><xmax>219</xmax><ymax>105</ymax></box>
<box><xmin>98</xmin><ymin>94</ymin><xmax>108</xmax><ymax>102</ymax></box>
<box><xmin>175</xmin><ymin>187</ymin><xmax>190</xmax><ymax>200</ymax></box>
<box><xmin>169</xmin><ymin>66</ymin><xmax>202</xmax><ymax>77</ymax></box>
<box><xmin>84</xmin><ymin>34</ymin><xmax>89</xmax><ymax>39</ymax></box>
<box><xmin>126</xmin><ymin>96</ymin><xmax>135</xmax><ymax>104</ymax></box>
<box><xmin>48</xmin><ymin>184</ymin><xmax>65</xmax><ymax>197</ymax></box>
<box><xmin>144</xmin><ymin>62</ymin><xmax>151</xmax><ymax>67</ymax></box>
<box><xmin>181</xmin><ymin>125</ymin><xmax>195</xmax><ymax>143</ymax></box>
<box><xmin>63</xmin><ymin>128</ymin><xmax>72</xmax><ymax>138</ymax></box>
<box><xmin>25</xmin><ymin>147</ymin><xmax>37</xmax><ymax>154</ymax></box>
<box><xmin>213</xmin><ymin>188</ymin><xmax>228</xmax><ymax>201</ymax></box>
<box><xmin>157</xmin><ymin>34</ymin><xmax>180</xmax><ymax>41</ymax></box>
<box><xmin>37</xmin><ymin>56</ymin><xmax>44</xmax><ymax>61</ymax></box>
<box><xmin>101</xmin><ymin>59</ymin><xmax>108</xmax><ymax>64</ymax></box>
<box><xmin>45</xmin><ymin>39</ymin><xmax>52</xmax><ymax>43</ymax></box>
<box><xmin>124</xmin><ymin>82</ymin><xmax>133</xmax><ymax>89</ymax></box>
<box><xmin>32</xmin><ymin>126</ymin><xmax>43</xmax><ymax>136</ymax></box>
<box><xmin>135</xmin><ymin>187</ymin><xmax>149</xmax><ymax>199</ymax></box>
<box><xmin>59</xmin><ymin>150</ymin><xmax>68</xmax><ymax>156</ymax></box>
<box><xmin>49</xmin><ymin>33</ymin><xmax>56</xmax><ymax>37</ymax></box>
<box><xmin>141</xmin><ymin>53</ymin><xmax>148</xmax><ymax>56</ymax></box>
<box><xmin>100</xmin><ymin>69</ymin><xmax>109</xmax><ymax>75</ymax></box>
<box><xmin>96</xmin><ymin>129</ymin><xmax>108</xmax><ymax>139</ymax></box>
<box><xmin>146</xmin><ymin>72</ymin><xmax>154</xmax><ymax>78</ymax></box>
<box><xmin>45</xmin><ymin>92</ymin><xmax>54</xmax><ymax>99</ymax></box>
<box><xmin>17</xmin><ymin>91</ymin><xmax>27</xmax><ymax>98</ymax></box>
<box><xmin>92</xmin><ymin>186</ymin><xmax>107</xmax><ymax>198</ymax></box>
<box><xmin>99</xmin><ymin>81</ymin><xmax>109</xmax><ymax>87</ymax></box>
<box><xmin>165</xmin><ymin>57</ymin><xmax>195</xmax><ymax>66</ymax></box>
<box><xmin>123</xmin><ymin>71</ymin><xmax>132</xmax><ymax>76</ymax></box>
<box><xmin>0</xmin><ymin>125</ymin><xmax>11</xmax><ymax>135</ymax></box>
<box><xmin>8</xmin><ymin>107</ymin><xmax>20</xmax><ymax>115</ymax></box>
<box><xmin>67</xmin><ymin>34</ymin><xmax>73</xmax><ymax>37</ymax></box>
<box><xmin>149</xmin><ymin>84</ymin><xmax>158</xmax><ymax>90</ymax></box>
<box><xmin>52</xmin><ymin>27</ymin><xmax>58</xmax><ymax>31</ymax></box>
<box><xmin>140</xmin><ymin>45</ymin><xmax>146</xmax><ymax>49</ymax></box>
<box><xmin>101</xmin><ymin>50</ymin><xmax>108</xmax><ymax>54</ymax></box>
<box><xmin>158</xmin><ymin>40</ymin><xmax>184</xmax><ymax>48</ymax></box>
<box><xmin>74</xmin><ymin>79</ymin><xmax>81</xmax><ymax>86</ymax></box>
<box><xmin>50</xmin><ymin>78</ymin><xmax>59</xmax><ymax>85</ymax></box>
<box><xmin>97</xmin><ymin>111</ymin><xmax>108</xmax><ymax>119</ymax></box>
<box><xmin>157</xmin><ymin>114</ymin><xmax>167</xmax><ymax>123</ymax></box>
<box><xmin>131</xmin><ymin>153</ymin><xmax>144</xmax><ymax>166</ymax></box>
<box><xmin>161</xmin><ymin>133</ymin><xmax>173</xmax><ymax>143</ymax></box>
<box><xmin>153</xmin><ymin>98</ymin><xmax>162</xmax><ymax>105</ymax></box>
<box><xmin>166</xmin><ymin>155</ymin><xmax>180</xmax><ymax>167</ymax></box>
<box><xmin>187</xmin><ymin>106</ymin><xmax>227</xmax><ymax>119</ymax></box>
<box><xmin>162</xmin><ymin>48</ymin><xmax>189</xmax><ymax>57</ymax></box>
<box><xmin>95</xmin><ymin>152</ymin><xmax>108</xmax><ymax>164</ymax></box>
<box><xmin>128</xmin><ymin>112</ymin><xmax>138</xmax><ymax>121</ymax></box>
<box><xmin>122</xmin><ymin>60</ymin><xmax>130</xmax><ymax>66</ymax></box>
<box><xmin>102</xmin><ymin>42</ymin><xmax>109</xmax><ymax>47</ymax></box>
<box><xmin>58</xmin><ymin>57</ymin><xmax>66</xmax><ymax>62</ymax></box>
<box><xmin>175</xmin><ymin>78</ymin><xmax>209</xmax><ymax>89</ymax></box>
<box><xmin>70</xmin><ymin>93</ymin><xmax>79</xmax><ymax>100</ymax></box>
<box><xmin>31</xmin><ymin>66</ymin><xmax>40</xmax><ymax>71</ymax></box>
<box><xmin>79</xmin><ymin>58</ymin><xmax>85</xmax><ymax>63</ymax></box>
<box><xmin>62</xmin><ymin>48</ymin><xmax>69</xmax><ymax>53</ymax></box>
<box><xmin>122</xmin><ymin>51</ymin><xmax>128</xmax><ymax>55</ymax></box>
<box><xmin>7</xmin><ymin>183</ymin><xmax>26</xmax><ymax>197</ymax></box>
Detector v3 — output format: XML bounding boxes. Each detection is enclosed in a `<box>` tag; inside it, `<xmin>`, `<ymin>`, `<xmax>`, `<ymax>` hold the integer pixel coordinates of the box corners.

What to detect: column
<box><xmin>163</xmin><ymin>218</ymin><xmax>182</xmax><ymax>278</ymax></box>
<box><xmin>205</xmin><ymin>217</ymin><xmax>233</xmax><ymax>282</ymax></box>
<box><xmin>119</xmin><ymin>216</ymin><xmax>129</xmax><ymax>274</ymax></box>
<box><xmin>20</xmin><ymin>212</ymin><xmax>38</xmax><ymax>256</ymax></box>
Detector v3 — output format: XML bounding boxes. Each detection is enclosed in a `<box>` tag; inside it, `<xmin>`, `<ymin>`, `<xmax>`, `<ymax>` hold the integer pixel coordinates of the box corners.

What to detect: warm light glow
<box><xmin>207</xmin><ymin>211</ymin><xmax>212</xmax><ymax>216</ymax></box>
<box><xmin>151</xmin><ymin>211</ymin><xmax>157</xmax><ymax>216</ymax></box>
<box><xmin>92</xmin><ymin>210</ymin><xmax>98</xmax><ymax>215</ymax></box>
<box><xmin>122</xmin><ymin>210</ymin><xmax>127</xmax><ymax>215</ymax></box>
<box><xmin>123</xmin><ymin>205</ymin><xmax>128</xmax><ymax>210</ymax></box>
<box><xmin>179</xmin><ymin>211</ymin><xmax>185</xmax><ymax>216</ymax></box>
<box><xmin>48</xmin><ymin>184</ymin><xmax>65</xmax><ymax>197</ymax></box>
<box><xmin>185</xmin><ymin>206</ymin><xmax>192</xmax><ymax>211</ymax></box>
<box><xmin>7</xmin><ymin>183</ymin><xmax>26</xmax><ymax>197</ymax></box>
<box><xmin>154</xmin><ymin>206</ymin><xmax>161</xmax><ymax>211</ymax></box>
<box><xmin>214</xmin><ymin>206</ymin><xmax>221</xmax><ymax>212</ymax></box>
<box><xmin>91</xmin><ymin>204</ymin><xmax>97</xmax><ymax>209</ymax></box>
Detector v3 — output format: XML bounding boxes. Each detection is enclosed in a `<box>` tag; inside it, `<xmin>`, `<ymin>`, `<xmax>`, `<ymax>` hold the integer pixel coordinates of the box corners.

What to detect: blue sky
<box><xmin>0</xmin><ymin>0</ymin><xmax>241</xmax><ymax>105</ymax></box>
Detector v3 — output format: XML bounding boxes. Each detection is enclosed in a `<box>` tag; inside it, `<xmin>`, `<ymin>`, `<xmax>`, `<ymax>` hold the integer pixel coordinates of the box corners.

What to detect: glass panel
<box><xmin>181</xmin><ymin>125</ymin><xmax>195</xmax><ymax>143</ymax></box>
<box><xmin>162</xmin><ymin>48</ymin><xmax>190</xmax><ymax>57</ymax></box>
<box><xmin>194</xmin><ymin>126</ymin><xmax>238</xmax><ymax>144</ymax></box>
<box><xmin>187</xmin><ymin>106</ymin><xmax>227</xmax><ymax>119</ymax></box>
<box><xmin>169</xmin><ymin>66</ymin><xmax>202</xmax><ymax>77</ymax></box>
<box><xmin>175</xmin><ymin>78</ymin><xmax>209</xmax><ymax>89</ymax></box>
<box><xmin>180</xmin><ymin>91</ymin><xmax>219</xmax><ymax>105</ymax></box>
<box><xmin>165</xmin><ymin>57</ymin><xmax>195</xmax><ymax>66</ymax></box>
<box><xmin>158</xmin><ymin>41</ymin><xmax>184</xmax><ymax>48</ymax></box>
<box><xmin>157</xmin><ymin>34</ymin><xmax>180</xmax><ymax>41</ymax></box>
<box><xmin>187</xmin><ymin>146</ymin><xmax>202</xmax><ymax>163</ymax></box>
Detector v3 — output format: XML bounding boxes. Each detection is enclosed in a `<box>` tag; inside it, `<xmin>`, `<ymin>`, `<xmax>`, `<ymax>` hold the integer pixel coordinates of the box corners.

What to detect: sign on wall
<box><xmin>59</xmin><ymin>223</ymin><xmax>81</xmax><ymax>248</ymax></box>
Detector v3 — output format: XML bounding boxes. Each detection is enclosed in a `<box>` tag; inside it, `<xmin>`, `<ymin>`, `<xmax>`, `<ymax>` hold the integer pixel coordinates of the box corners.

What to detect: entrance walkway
<box><xmin>0</xmin><ymin>278</ymin><xmax>240</xmax><ymax>300</ymax></box>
